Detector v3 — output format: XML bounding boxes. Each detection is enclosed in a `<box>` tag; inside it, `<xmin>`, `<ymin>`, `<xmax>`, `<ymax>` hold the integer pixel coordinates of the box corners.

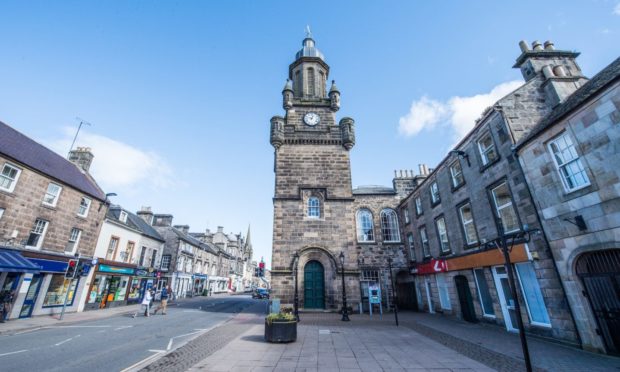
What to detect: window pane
<box><xmin>436</xmin><ymin>217</ymin><xmax>450</xmax><ymax>252</ymax></box>
<box><xmin>473</xmin><ymin>269</ymin><xmax>494</xmax><ymax>316</ymax></box>
<box><xmin>381</xmin><ymin>209</ymin><xmax>400</xmax><ymax>242</ymax></box>
<box><xmin>308</xmin><ymin>197</ymin><xmax>320</xmax><ymax>218</ymax></box>
<box><xmin>459</xmin><ymin>204</ymin><xmax>478</xmax><ymax>245</ymax></box>
<box><xmin>492</xmin><ymin>183</ymin><xmax>520</xmax><ymax>233</ymax></box>
<box><xmin>516</xmin><ymin>262</ymin><xmax>551</xmax><ymax>325</ymax></box>
<box><xmin>451</xmin><ymin>161</ymin><xmax>464</xmax><ymax>187</ymax></box>
<box><xmin>43</xmin><ymin>275</ymin><xmax>78</xmax><ymax>307</ymax></box>
<box><xmin>357</xmin><ymin>210</ymin><xmax>374</xmax><ymax>242</ymax></box>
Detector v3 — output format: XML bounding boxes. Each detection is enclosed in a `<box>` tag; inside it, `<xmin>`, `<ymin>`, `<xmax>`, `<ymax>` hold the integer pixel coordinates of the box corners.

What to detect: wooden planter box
<box><xmin>264</xmin><ymin>319</ymin><xmax>297</xmax><ymax>343</ymax></box>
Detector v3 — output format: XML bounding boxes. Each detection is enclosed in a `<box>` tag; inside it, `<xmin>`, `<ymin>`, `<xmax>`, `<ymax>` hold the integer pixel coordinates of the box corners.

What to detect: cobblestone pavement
<box><xmin>188</xmin><ymin>313</ymin><xmax>494</xmax><ymax>372</ymax></box>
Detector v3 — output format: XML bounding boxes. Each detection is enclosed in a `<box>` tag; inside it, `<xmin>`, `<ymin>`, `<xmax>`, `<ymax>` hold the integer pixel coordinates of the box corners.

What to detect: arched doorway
<box><xmin>454</xmin><ymin>275</ymin><xmax>477</xmax><ymax>323</ymax></box>
<box><xmin>304</xmin><ymin>260</ymin><xmax>325</xmax><ymax>309</ymax></box>
<box><xmin>576</xmin><ymin>249</ymin><xmax>620</xmax><ymax>355</ymax></box>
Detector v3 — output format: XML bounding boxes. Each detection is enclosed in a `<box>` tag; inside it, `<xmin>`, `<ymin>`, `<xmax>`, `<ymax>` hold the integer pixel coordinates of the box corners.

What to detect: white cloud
<box><xmin>614</xmin><ymin>3</ymin><xmax>620</xmax><ymax>15</ymax></box>
<box><xmin>398</xmin><ymin>80</ymin><xmax>522</xmax><ymax>141</ymax></box>
<box><xmin>45</xmin><ymin>128</ymin><xmax>175</xmax><ymax>192</ymax></box>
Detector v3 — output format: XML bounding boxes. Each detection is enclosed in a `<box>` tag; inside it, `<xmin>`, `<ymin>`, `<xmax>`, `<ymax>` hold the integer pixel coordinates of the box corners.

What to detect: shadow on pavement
<box><xmin>240</xmin><ymin>334</ymin><xmax>265</xmax><ymax>343</ymax></box>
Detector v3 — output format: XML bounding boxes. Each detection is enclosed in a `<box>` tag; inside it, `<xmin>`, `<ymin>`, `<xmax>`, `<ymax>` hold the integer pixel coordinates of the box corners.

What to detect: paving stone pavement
<box><xmin>188</xmin><ymin>314</ymin><xmax>494</xmax><ymax>372</ymax></box>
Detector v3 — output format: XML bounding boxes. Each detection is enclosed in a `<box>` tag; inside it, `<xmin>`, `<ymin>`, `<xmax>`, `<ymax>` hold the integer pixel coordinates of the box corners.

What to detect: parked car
<box><xmin>252</xmin><ymin>288</ymin><xmax>270</xmax><ymax>299</ymax></box>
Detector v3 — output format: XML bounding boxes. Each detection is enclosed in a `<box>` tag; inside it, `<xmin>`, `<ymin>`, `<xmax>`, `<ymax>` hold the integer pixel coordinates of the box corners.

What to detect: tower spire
<box><xmin>305</xmin><ymin>25</ymin><xmax>312</xmax><ymax>39</ymax></box>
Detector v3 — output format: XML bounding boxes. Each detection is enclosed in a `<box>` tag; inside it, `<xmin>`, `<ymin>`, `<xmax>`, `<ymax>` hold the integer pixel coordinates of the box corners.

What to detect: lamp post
<box><xmin>486</xmin><ymin>222</ymin><xmax>539</xmax><ymax>372</ymax></box>
<box><xmin>387</xmin><ymin>257</ymin><xmax>399</xmax><ymax>326</ymax></box>
<box><xmin>339</xmin><ymin>251</ymin><xmax>350</xmax><ymax>321</ymax></box>
<box><xmin>293</xmin><ymin>252</ymin><xmax>300</xmax><ymax>322</ymax></box>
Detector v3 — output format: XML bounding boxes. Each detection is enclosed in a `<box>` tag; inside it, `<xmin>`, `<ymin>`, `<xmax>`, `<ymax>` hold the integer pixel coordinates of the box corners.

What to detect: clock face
<box><xmin>303</xmin><ymin>112</ymin><xmax>320</xmax><ymax>126</ymax></box>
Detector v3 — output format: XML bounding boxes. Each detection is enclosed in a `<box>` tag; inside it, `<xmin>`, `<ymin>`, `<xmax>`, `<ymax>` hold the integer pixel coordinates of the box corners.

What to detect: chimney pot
<box><xmin>544</xmin><ymin>40</ymin><xmax>555</xmax><ymax>50</ymax></box>
<box><xmin>519</xmin><ymin>40</ymin><xmax>530</xmax><ymax>53</ymax></box>
<box><xmin>553</xmin><ymin>65</ymin><xmax>567</xmax><ymax>77</ymax></box>
<box><xmin>542</xmin><ymin>65</ymin><xmax>554</xmax><ymax>79</ymax></box>
<box><xmin>532</xmin><ymin>40</ymin><xmax>543</xmax><ymax>51</ymax></box>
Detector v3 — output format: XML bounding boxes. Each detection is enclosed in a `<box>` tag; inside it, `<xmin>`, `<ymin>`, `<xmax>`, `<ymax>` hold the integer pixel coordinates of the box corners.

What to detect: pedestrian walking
<box><xmin>0</xmin><ymin>290</ymin><xmax>15</xmax><ymax>322</ymax></box>
<box><xmin>133</xmin><ymin>289</ymin><xmax>153</xmax><ymax>318</ymax></box>
<box><xmin>153</xmin><ymin>285</ymin><xmax>170</xmax><ymax>315</ymax></box>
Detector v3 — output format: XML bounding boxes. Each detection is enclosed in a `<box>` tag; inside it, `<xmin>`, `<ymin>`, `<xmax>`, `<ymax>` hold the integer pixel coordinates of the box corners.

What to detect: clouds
<box><xmin>398</xmin><ymin>81</ymin><xmax>522</xmax><ymax>141</ymax></box>
<box><xmin>614</xmin><ymin>3</ymin><xmax>620</xmax><ymax>15</ymax></box>
<box><xmin>45</xmin><ymin>128</ymin><xmax>174</xmax><ymax>194</ymax></box>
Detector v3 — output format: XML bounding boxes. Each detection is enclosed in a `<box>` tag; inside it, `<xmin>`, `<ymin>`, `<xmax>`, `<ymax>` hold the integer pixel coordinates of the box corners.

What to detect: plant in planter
<box><xmin>264</xmin><ymin>311</ymin><xmax>297</xmax><ymax>343</ymax></box>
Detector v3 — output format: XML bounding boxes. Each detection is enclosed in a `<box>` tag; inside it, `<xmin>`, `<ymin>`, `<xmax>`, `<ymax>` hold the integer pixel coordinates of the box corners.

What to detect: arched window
<box><xmin>356</xmin><ymin>209</ymin><xmax>374</xmax><ymax>242</ymax></box>
<box><xmin>319</xmin><ymin>71</ymin><xmax>325</xmax><ymax>97</ymax></box>
<box><xmin>307</xmin><ymin>68</ymin><xmax>315</xmax><ymax>96</ymax></box>
<box><xmin>381</xmin><ymin>209</ymin><xmax>400</xmax><ymax>242</ymax></box>
<box><xmin>308</xmin><ymin>197</ymin><xmax>320</xmax><ymax>218</ymax></box>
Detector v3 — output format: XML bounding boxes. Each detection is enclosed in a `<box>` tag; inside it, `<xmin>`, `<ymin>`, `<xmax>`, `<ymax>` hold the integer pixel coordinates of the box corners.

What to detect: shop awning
<box><xmin>0</xmin><ymin>249</ymin><xmax>41</xmax><ymax>273</ymax></box>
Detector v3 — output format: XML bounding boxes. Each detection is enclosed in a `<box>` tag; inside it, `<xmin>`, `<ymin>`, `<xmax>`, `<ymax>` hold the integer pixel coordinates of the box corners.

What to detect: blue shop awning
<box><xmin>0</xmin><ymin>249</ymin><xmax>41</xmax><ymax>273</ymax></box>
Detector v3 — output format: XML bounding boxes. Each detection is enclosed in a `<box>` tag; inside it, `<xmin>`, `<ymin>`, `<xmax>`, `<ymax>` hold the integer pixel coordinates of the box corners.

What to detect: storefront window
<box><xmin>128</xmin><ymin>278</ymin><xmax>141</xmax><ymax>300</ymax></box>
<box><xmin>43</xmin><ymin>274</ymin><xmax>78</xmax><ymax>307</ymax></box>
<box><xmin>113</xmin><ymin>276</ymin><xmax>129</xmax><ymax>301</ymax></box>
<box><xmin>88</xmin><ymin>275</ymin><xmax>106</xmax><ymax>304</ymax></box>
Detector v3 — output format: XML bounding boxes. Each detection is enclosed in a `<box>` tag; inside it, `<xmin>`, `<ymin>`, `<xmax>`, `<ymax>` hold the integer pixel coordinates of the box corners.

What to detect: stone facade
<box><xmin>0</xmin><ymin>123</ymin><xmax>107</xmax><ymax>319</ymax></box>
<box><xmin>270</xmin><ymin>33</ymin><xmax>411</xmax><ymax>312</ymax></box>
<box><xmin>516</xmin><ymin>59</ymin><xmax>620</xmax><ymax>353</ymax></box>
<box><xmin>398</xmin><ymin>41</ymin><xmax>585</xmax><ymax>345</ymax></box>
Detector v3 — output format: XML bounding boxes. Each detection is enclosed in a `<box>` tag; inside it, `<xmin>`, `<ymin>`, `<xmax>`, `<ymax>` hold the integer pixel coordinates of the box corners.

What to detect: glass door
<box><xmin>492</xmin><ymin>266</ymin><xmax>518</xmax><ymax>332</ymax></box>
<box><xmin>19</xmin><ymin>274</ymin><xmax>42</xmax><ymax>318</ymax></box>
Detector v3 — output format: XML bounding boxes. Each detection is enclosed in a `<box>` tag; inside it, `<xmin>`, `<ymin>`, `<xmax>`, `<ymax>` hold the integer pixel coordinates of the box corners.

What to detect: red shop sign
<box><xmin>414</xmin><ymin>259</ymin><xmax>448</xmax><ymax>275</ymax></box>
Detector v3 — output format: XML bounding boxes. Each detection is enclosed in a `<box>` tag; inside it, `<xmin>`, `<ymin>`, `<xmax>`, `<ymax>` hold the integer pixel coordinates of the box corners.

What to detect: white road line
<box><xmin>13</xmin><ymin>327</ymin><xmax>43</xmax><ymax>335</ymax></box>
<box><xmin>54</xmin><ymin>334</ymin><xmax>80</xmax><ymax>346</ymax></box>
<box><xmin>148</xmin><ymin>349</ymin><xmax>166</xmax><ymax>353</ymax></box>
<box><xmin>45</xmin><ymin>325</ymin><xmax>110</xmax><ymax>328</ymax></box>
<box><xmin>0</xmin><ymin>350</ymin><xmax>28</xmax><ymax>357</ymax></box>
<box><xmin>114</xmin><ymin>325</ymin><xmax>133</xmax><ymax>331</ymax></box>
<box><xmin>166</xmin><ymin>330</ymin><xmax>204</xmax><ymax>351</ymax></box>
<box><xmin>120</xmin><ymin>350</ymin><xmax>163</xmax><ymax>372</ymax></box>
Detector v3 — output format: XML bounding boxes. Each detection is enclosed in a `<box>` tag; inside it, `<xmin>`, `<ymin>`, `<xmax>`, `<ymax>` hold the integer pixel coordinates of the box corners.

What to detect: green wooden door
<box><xmin>304</xmin><ymin>261</ymin><xmax>325</xmax><ymax>309</ymax></box>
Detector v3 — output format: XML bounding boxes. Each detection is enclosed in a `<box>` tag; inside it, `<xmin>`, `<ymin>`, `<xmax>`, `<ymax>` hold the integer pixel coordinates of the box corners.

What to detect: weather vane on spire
<box><xmin>305</xmin><ymin>25</ymin><xmax>312</xmax><ymax>38</ymax></box>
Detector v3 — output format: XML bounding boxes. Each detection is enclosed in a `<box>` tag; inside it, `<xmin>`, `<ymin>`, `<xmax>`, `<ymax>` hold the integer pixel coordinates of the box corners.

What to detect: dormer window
<box><xmin>119</xmin><ymin>211</ymin><xmax>128</xmax><ymax>223</ymax></box>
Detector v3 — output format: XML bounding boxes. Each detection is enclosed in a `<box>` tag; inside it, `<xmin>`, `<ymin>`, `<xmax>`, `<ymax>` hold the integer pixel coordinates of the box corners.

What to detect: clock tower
<box><xmin>270</xmin><ymin>29</ymin><xmax>358</xmax><ymax>310</ymax></box>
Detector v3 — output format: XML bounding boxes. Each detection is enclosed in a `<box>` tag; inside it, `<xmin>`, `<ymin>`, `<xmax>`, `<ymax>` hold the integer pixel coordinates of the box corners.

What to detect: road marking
<box><xmin>14</xmin><ymin>327</ymin><xmax>43</xmax><ymax>335</ymax></box>
<box><xmin>182</xmin><ymin>310</ymin><xmax>202</xmax><ymax>313</ymax></box>
<box><xmin>0</xmin><ymin>350</ymin><xmax>28</xmax><ymax>357</ymax></box>
<box><xmin>148</xmin><ymin>349</ymin><xmax>166</xmax><ymax>353</ymax></box>
<box><xmin>120</xmin><ymin>350</ymin><xmax>163</xmax><ymax>372</ymax></box>
<box><xmin>114</xmin><ymin>325</ymin><xmax>133</xmax><ymax>331</ymax></box>
<box><xmin>54</xmin><ymin>334</ymin><xmax>80</xmax><ymax>346</ymax></box>
<box><xmin>166</xmin><ymin>330</ymin><xmax>204</xmax><ymax>350</ymax></box>
<box><xmin>45</xmin><ymin>326</ymin><xmax>110</xmax><ymax>328</ymax></box>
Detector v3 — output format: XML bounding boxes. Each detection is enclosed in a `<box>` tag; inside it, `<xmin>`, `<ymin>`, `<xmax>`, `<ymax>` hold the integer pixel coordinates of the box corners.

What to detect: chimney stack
<box><xmin>68</xmin><ymin>147</ymin><xmax>94</xmax><ymax>173</ymax></box>
<box><xmin>137</xmin><ymin>206</ymin><xmax>154</xmax><ymax>225</ymax></box>
<box><xmin>174</xmin><ymin>225</ymin><xmax>190</xmax><ymax>234</ymax></box>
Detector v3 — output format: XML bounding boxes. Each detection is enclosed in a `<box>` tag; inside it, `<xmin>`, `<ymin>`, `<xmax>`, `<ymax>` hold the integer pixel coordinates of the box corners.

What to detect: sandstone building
<box><xmin>0</xmin><ymin>122</ymin><xmax>107</xmax><ymax>319</ymax></box>
<box><xmin>270</xmin><ymin>32</ymin><xmax>412</xmax><ymax>311</ymax></box>
<box><xmin>516</xmin><ymin>57</ymin><xmax>620</xmax><ymax>353</ymax></box>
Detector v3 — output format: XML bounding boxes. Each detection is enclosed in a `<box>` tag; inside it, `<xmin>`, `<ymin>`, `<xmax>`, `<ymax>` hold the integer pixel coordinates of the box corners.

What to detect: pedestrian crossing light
<box><xmin>65</xmin><ymin>259</ymin><xmax>78</xmax><ymax>278</ymax></box>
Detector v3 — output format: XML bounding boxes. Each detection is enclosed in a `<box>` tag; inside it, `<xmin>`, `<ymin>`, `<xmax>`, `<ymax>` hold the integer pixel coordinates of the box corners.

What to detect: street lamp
<box><xmin>485</xmin><ymin>222</ymin><xmax>540</xmax><ymax>372</ymax></box>
<box><xmin>339</xmin><ymin>251</ymin><xmax>350</xmax><ymax>321</ymax></box>
<box><xmin>293</xmin><ymin>252</ymin><xmax>300</xmax><ymax>322</ymax></box>
<box><xmin>386</xmin><ymin>257</ymin><xmax>399</xmax><ymax>326</ymax></box>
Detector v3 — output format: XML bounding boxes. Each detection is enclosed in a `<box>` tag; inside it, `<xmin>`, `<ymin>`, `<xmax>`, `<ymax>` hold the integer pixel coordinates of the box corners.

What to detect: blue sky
<box><xmin>1</xmin><ymin>1</ymin><xmax>618</xmax><ymax>268</ymax></box>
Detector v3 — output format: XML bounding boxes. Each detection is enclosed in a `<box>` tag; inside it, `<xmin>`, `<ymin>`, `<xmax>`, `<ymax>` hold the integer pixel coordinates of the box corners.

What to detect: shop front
<box><xmin>192</xmin><ymin>274</ymin><xmax>208</xmax><ymax>296</ymax></box>
<box><xmin>85</xmin><ymin>262</ymin><xmax>134</xmax><ymax>310</ymax></box>
<box><xmin>127</xmin><ymin>268</ymin><xmax>159</xmax><ymax>304</ymax></box>
<box><xmin>0</xmin><ymin>248</ymin><xmax>42</xmax><ymax>320</ymax></box>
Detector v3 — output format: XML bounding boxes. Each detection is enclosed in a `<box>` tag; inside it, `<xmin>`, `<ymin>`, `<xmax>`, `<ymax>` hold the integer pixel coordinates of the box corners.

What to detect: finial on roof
<box><xmin>305</xmin><ymin>25</ymin><xmax>312</xmax><ymax>39</ymax></box>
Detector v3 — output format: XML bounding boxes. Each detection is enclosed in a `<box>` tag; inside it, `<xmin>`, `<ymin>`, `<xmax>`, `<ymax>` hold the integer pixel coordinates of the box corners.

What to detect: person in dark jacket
<box><xmin>154</xmin><ymin>286</ymin><xmax>170</xmax><ymax>315</ymax></box>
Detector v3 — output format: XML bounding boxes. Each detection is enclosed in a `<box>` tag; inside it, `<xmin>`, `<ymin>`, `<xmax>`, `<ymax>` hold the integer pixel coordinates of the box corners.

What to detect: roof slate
<box><xmin>516</xmin><ymin>57</ymin><xmax>620</xmax><ymax>150</ymax></box>
<box><xmin>0</xmin><ymin>121</ymin><xmax>106</xmax><ymax>200</ymax></box>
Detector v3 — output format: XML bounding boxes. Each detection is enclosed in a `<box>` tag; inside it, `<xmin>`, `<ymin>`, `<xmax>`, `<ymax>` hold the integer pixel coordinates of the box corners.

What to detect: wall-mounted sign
<box><xmin>415</xmin><ymin>259</ymin><xmax>448</xmax><ymax>275</ymax></box>
<box><xmin>98</xmin><ymin>264</ymin><xmax>135</xmax><ymax>275</ymax></box>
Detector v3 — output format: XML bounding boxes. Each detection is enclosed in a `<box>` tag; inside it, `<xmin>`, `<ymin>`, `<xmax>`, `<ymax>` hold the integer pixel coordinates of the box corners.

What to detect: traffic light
<box><xmin>65</xmin><ymin>259</ymin><xmax>78</xmax><ymax>278</ymax></box>
<box><xmin>254</xmin><ymin>267</ymin><xmax>259</xmax><ymax>277</ymax></box>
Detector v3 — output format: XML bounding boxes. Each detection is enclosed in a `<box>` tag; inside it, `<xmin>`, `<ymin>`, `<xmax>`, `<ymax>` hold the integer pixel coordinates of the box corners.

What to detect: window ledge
<box><xmin>478</xmin><ymin>156</ymin><xmax>501</xmax><ymax>173</ymax></box>
<box><xmin>430</xmin><ymin>200</ymin><xmax>441</xmax><ymax>208</ymax></box>
<box><xmin>41</xmin><ymin>203</ymin><xmax>57</xmax><ymax>211</ymax></box>
<box><xmin>451</xmin><ymin>182</ymin><xmax>466</xmax><ymax>193</ymax></box>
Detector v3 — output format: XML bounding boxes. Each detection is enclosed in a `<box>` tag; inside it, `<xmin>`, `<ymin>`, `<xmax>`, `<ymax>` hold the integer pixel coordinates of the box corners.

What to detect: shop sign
<box><xmin>98</xmin><ymin>264</ymin><xmax>135</xmax><ymax>275</ymax></box>
<box><xmin>28</xmin><ymin>258</ymin><xmax>67</xmax><ymax>273</ymax></box>
<box><xmin>134</xmin><ymin>268</ymin><xmax>157</xmax><ymax>277</ymax></box>
<box><xmin>193</xmin><ymin>274</ymin><xmax>208</xmax><ymax>279</ymax></box>
<box><xmin>415</xmin><ymin>259</ymin><xmax>448</xmax><ymax>275</ymax></box>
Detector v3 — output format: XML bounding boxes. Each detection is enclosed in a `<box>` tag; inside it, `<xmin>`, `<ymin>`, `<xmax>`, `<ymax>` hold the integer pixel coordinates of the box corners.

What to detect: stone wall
<box><xmin>0</xmin><ymin>155</ymin><xmax>106</xmax><ymax>257</ymax></box>
<box><xmin>517</xmin><ymin>81</ymin><xmax>620</xmax><ymax>352</ymax></box>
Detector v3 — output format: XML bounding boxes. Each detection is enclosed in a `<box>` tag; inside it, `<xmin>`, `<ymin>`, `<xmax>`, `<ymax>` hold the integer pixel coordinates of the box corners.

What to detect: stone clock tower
<box><xmin>270</xmin><ymin>30</ymin><xmax>359</xmax><ymax>310</ymax></box>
